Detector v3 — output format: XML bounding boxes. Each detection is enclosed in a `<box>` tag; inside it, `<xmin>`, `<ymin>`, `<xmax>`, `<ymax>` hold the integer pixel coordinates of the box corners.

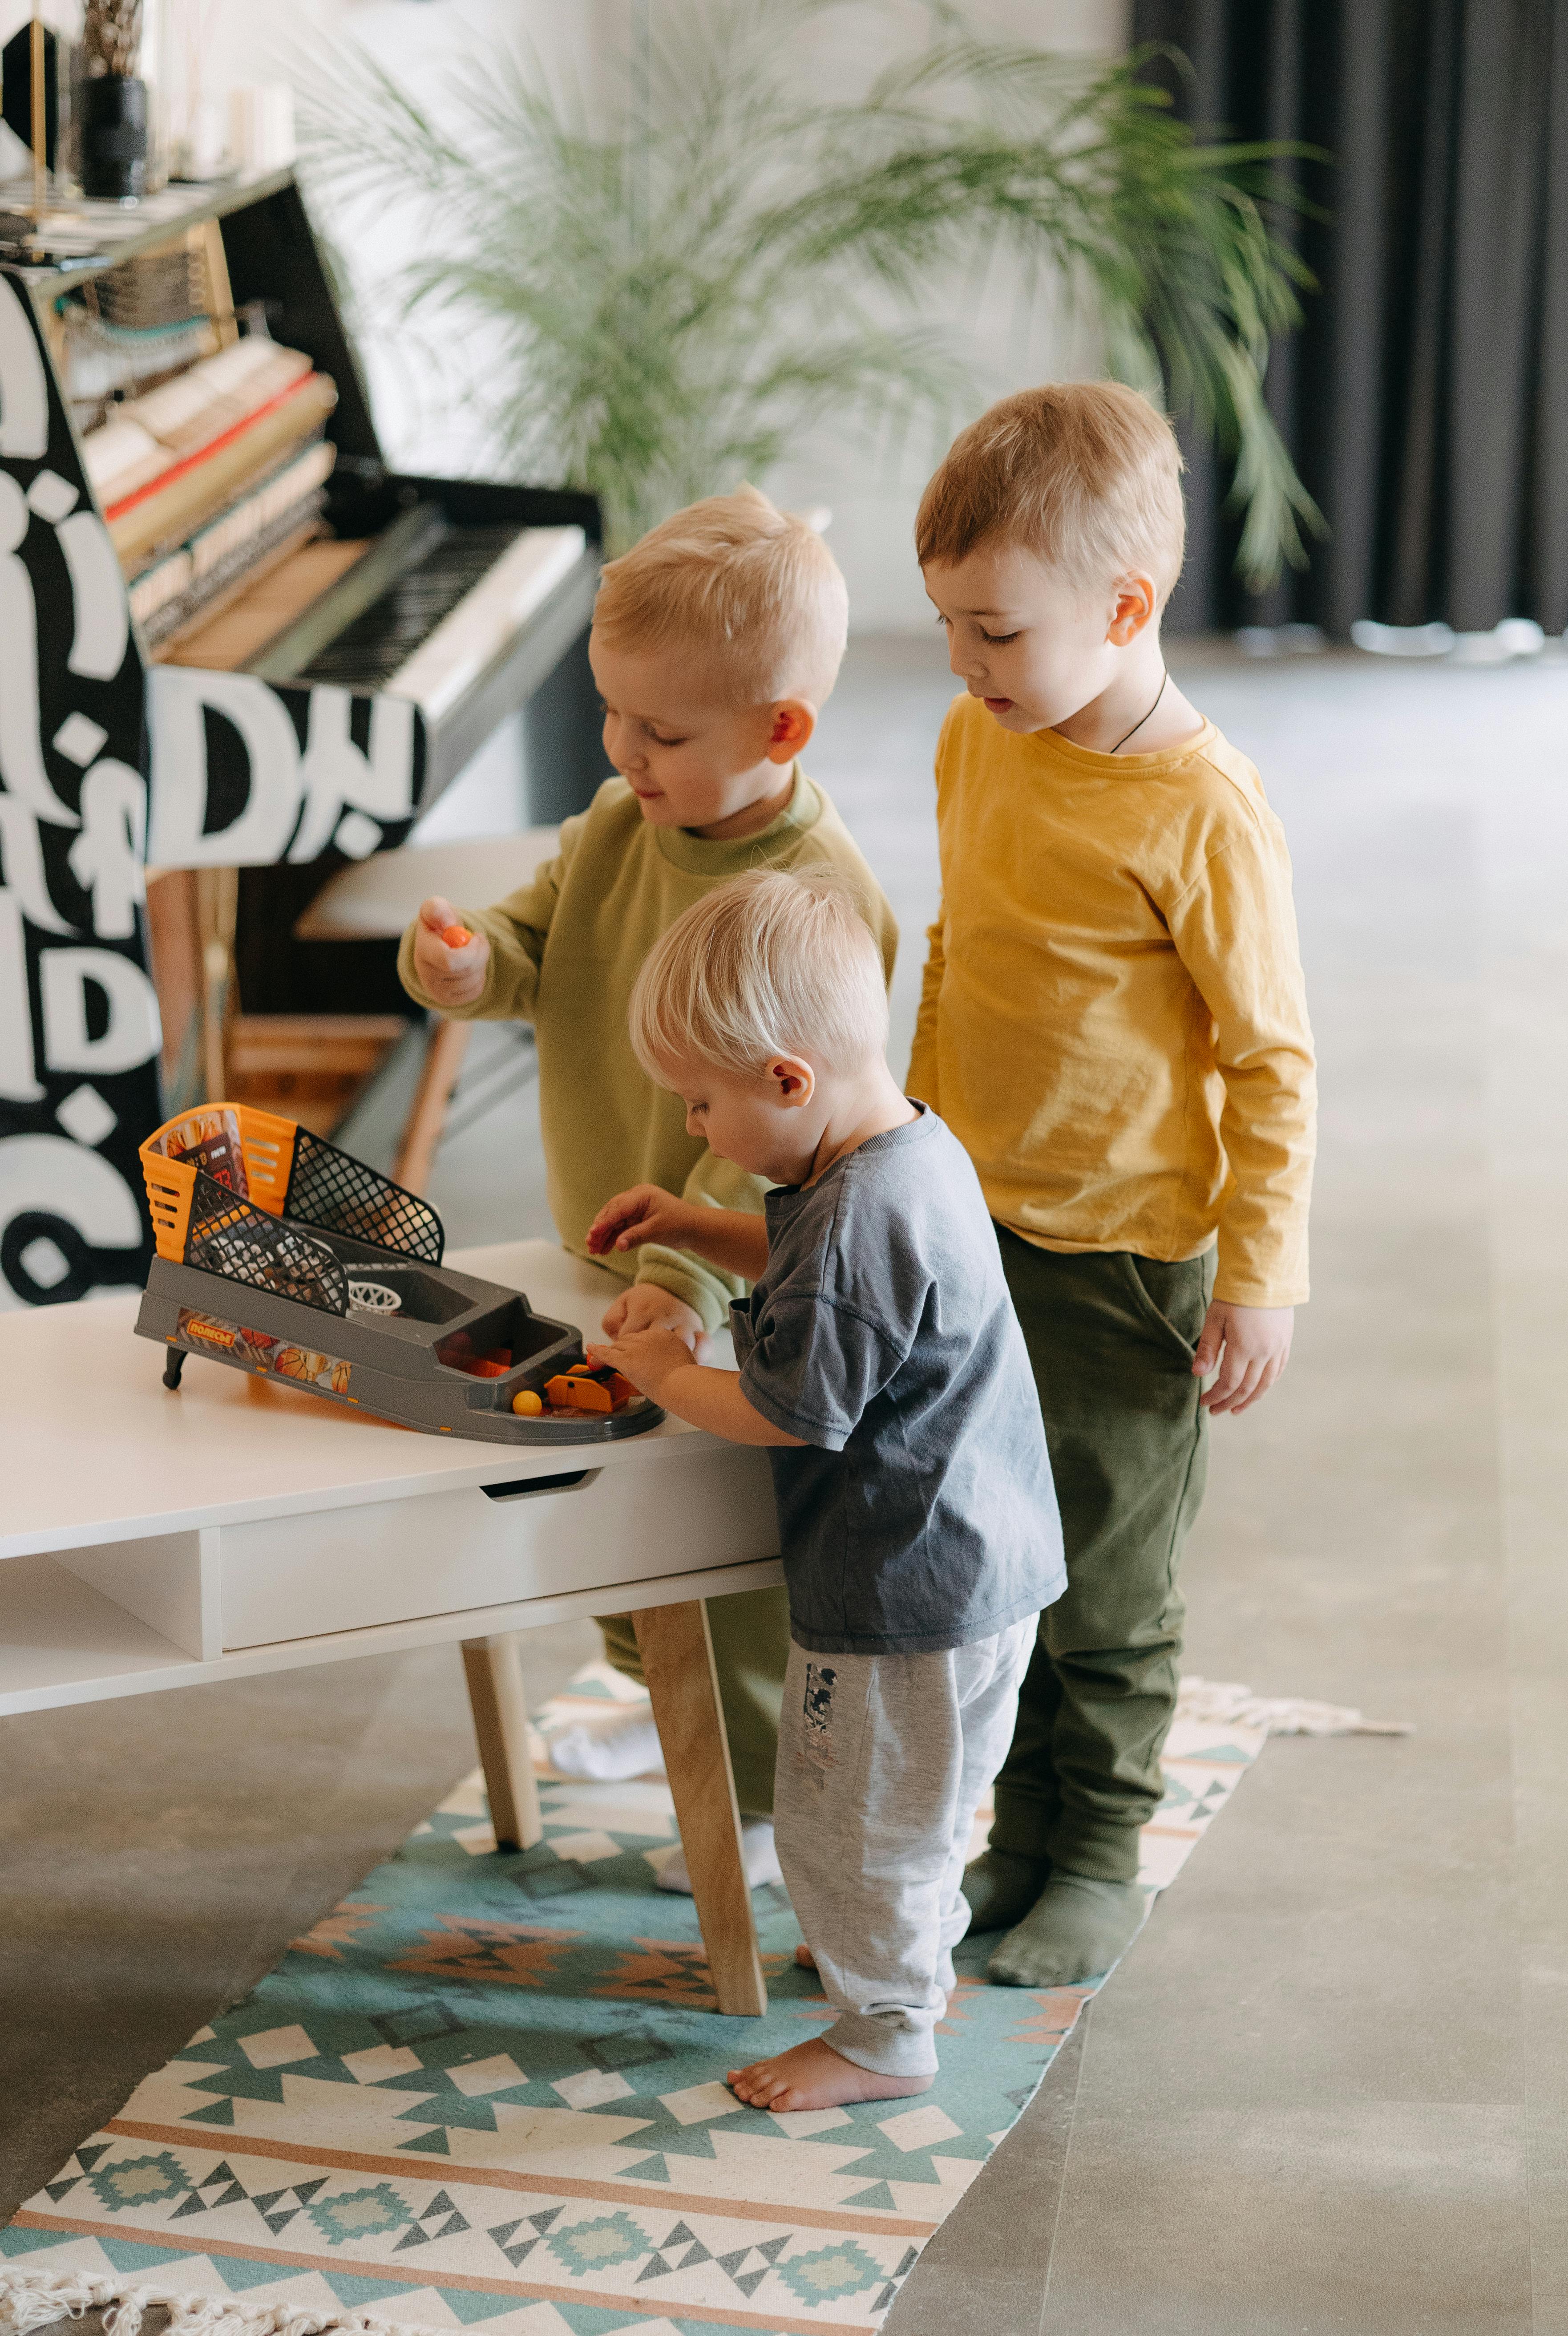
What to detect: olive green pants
<box><xmin>990</xmin><ymin>1230</ymin><xmax>1215</xmax><ymax>1884</ymax></box>
<box><xmin>596</xmin><ymin>1583</ymin><xmax>792</xmax><ymax>1817</ymax></box>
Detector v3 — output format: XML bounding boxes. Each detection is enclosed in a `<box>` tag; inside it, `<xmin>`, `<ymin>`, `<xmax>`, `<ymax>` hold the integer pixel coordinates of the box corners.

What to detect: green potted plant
<box><xmin>303</xmin><ymin>3</ymin><xmax>1319</xmax><ymax>580</ymax></box>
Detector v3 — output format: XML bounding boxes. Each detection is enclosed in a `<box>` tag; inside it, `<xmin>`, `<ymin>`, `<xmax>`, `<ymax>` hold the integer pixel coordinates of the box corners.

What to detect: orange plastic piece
<box><xmin>442</xmin><ymin>924</ymin><xmax>473</xmax><ymax>948</ymax></box>
<box><xmin>471</xmin><ymin>1360</ymin><xmax>509</xmax><ymax>1378</ymax></box>
<box><xmin>545</xmin><ymin>1370</ymin><xmax>610</xmax><ymax>1413</ymax></box>
<box><xmin>544</xmin><ymin>1362</ymin><xmax>637</xmax><ymax>1415</ymax></box>
<box><xmin>512</xmin><ymin>1389</ymin><xmax>544</xmax><ymax>1416</ymax></box>
<box><xmin>139</xmin><ymin>1103</ymin><xmax>298</xmax><ymax>1264</ymax></box>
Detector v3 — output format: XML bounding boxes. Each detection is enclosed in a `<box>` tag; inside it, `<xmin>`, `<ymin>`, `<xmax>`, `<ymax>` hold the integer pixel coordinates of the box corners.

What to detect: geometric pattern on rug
<box><xmin>0</xmin><ymin>1670</ymin><xmax>1263</xmax><ymax>2336</ymax></box>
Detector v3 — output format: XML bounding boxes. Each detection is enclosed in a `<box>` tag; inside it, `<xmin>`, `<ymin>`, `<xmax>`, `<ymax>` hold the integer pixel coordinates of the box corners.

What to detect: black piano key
<box><xmin>299</xmin><ymin>524</ymin><xmax>525</xmax><ymax>690</ymax></box>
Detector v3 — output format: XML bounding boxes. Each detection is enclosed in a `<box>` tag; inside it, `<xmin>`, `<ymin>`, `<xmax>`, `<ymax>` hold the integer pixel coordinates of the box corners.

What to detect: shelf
<box><xmin>0</xmin><ymin>170</ymin><xmax>298</xmax><ymax>290</ymax></box>
<box><xmin>0</xmin><ymin>1554</ymin><xmax>196</xmax><ymax>1711</ymax></box>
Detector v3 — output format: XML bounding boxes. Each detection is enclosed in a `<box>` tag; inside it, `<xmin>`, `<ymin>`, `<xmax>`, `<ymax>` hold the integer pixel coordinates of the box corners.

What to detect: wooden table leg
<box><xmin>634</xmin><ymin>1599</ymin><xmax>767</xmax><ymax>2017</ymax></box>
<box><xmin>461</xmin><ymin>1633</ymin><xmax>543</xmax><ymax>1851</ymax></box>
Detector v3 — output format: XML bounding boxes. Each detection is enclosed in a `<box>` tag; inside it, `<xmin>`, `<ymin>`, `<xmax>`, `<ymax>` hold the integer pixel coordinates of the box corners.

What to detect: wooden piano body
<box><xmin>0</xmin><ymin>170</ymin><xmax>603</xmax><ymax>1308</ymax></box>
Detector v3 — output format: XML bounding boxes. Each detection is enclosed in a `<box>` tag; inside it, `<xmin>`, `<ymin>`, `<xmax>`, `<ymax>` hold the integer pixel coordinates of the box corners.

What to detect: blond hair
<box><xmin>629</xmin><ymin>868</ymin><xmax>888</xmax><ymax>1079</ymax></box>
<box><xmin>916</xmin><ymin>381</ymin><xmax>1186</xmax><ymax>603</ymax></box>
<box><xmin>594</xmin><ymin>485</ymin><xmax>849</xmax><ymax>706</ymax></box>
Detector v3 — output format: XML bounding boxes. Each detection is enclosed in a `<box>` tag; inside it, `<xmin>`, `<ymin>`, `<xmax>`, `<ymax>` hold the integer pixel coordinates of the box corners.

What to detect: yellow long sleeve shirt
<box><xmin>398</xmin><ymin>769</ymin><xmax>897</xmax><ymax>1330</ymax></box>
<box><xmin>908</xmin><ymin>694</ymin><xmax>1315</xmax><ymax>1308</ymax></box>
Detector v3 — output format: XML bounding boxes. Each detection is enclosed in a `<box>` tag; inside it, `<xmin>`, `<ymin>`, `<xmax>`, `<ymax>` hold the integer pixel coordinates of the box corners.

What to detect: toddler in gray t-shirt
<box><xmin>589</xmin><ymin>868</ymin><xmax>1064</xmax><ymax>2114</ymax></box>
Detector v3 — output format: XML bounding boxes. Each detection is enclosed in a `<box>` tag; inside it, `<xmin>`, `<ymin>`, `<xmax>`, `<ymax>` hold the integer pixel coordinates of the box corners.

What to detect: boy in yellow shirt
<box><xmin>913</xmin><ymin>383</ymin><xmax>1315</xmax><ymax>1987</ymax></box>
<box><xmin>399</xmin><ymin>487</ymin><xmax>896</xmax><ymax>1883</ymax></box>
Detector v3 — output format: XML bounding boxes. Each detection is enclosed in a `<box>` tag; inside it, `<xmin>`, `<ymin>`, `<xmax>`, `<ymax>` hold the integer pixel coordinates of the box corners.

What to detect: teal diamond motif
<box><xmin>777</xmin><ymin>2239</ymin><xmax>885</xmax><ymax>2306</ymax></box>
<box><xmin>306</xmin><ymin>2185</ymin><xmax>414</xmax><ymax>2247</ymax></box>
<box><xmin>87</xmin><ymin>2154</ymin><xmax>191</xmax><ymax>2215</ymax></box>
<box><xmin>548</xmin><ymin>2211</ymin><xmax>649</xmax><ymax>2278</ymax></box>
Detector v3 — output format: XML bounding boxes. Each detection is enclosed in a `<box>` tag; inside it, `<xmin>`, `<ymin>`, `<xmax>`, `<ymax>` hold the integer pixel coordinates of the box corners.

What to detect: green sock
<box><xmin>986</xmin><ymin>1871</ymin><xmax>1150</xmax><ymax>1988</ymax></box>
<box><xmin>960</xmin><ymin>1847</ymin><xmax>1051</xmax><ymax>1933</ymax></box>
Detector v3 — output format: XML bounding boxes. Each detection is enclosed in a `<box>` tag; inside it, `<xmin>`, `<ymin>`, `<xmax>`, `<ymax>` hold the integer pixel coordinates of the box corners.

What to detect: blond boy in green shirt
<box><xmin>399</xmin><ymin>487</ymin><xmax>896</xmax><ymax>1882</ymax></box>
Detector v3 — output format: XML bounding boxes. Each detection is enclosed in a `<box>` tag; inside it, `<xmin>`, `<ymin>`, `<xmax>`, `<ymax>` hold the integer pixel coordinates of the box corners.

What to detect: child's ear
<box><xmin>768</xmin><ymin>1055</ymin><xmax>816</xmax><ymax>1107</ymax></box>
<box><xmin>765</xmin><ymin>699</ymin><xmax>816</xmax><ymax>762</ymax></box>
<box><xmin>1107</xmin><ymin>574</ymin><xmax>1158</xmax><ymax>648</ymax></box>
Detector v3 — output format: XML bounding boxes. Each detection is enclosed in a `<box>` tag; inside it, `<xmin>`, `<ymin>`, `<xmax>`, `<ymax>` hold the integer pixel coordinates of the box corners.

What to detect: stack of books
<box><xmin>81</xmin><ymin>334</ymin><xmax>339</xmax><ymax>651</ymax></box>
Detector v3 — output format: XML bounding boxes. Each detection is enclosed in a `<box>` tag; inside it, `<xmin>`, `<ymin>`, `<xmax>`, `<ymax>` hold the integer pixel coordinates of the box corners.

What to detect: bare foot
<box><xmin>727</xmin><ymin>2036</ymin><xmax>932</xmax><ymax>2112</ymax></box>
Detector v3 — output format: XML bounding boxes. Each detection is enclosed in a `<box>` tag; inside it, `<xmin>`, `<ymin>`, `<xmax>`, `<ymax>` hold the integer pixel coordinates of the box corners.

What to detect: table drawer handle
<box><xmin>481</xmin><ymin>1469</ymin><xmax>595</xmax><ymax>1502</ymax></box>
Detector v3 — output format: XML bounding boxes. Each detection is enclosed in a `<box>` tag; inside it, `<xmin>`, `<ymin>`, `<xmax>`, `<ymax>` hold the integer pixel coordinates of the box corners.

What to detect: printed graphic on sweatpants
<box><xmin>796</xmin><ymin>1659</ymin><xmax>838</xmax><ymax>1781</ymax></box>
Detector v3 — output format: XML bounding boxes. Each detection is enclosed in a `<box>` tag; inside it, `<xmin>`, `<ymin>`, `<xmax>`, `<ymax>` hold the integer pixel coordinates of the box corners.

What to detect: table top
<box><xmin>1</xmin><ymin>1241</ymin><xmax>725</xmax><ymax>1559</ymax></box>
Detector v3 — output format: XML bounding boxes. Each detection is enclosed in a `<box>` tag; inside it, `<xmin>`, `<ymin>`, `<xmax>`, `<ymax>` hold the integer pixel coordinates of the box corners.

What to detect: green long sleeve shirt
<box><xmin>397</xmin><ymin>769</ymin><xmax>898</xmax><ymax>1330</ymax></box>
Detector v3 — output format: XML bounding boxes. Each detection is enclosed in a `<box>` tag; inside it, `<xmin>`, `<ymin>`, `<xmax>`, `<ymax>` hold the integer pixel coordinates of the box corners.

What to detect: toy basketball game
<box><xmin>134</xmin><ymin>1105</ymin><xmax>661</xmax><ymax>1444</ymax></box>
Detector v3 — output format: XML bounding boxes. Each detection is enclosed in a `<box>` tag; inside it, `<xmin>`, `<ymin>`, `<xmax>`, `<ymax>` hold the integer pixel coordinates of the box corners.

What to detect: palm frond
<box><xmin>296</xmin><ymin>4</ymin><xmax>1321</xmax><ymax>579</ymax></box>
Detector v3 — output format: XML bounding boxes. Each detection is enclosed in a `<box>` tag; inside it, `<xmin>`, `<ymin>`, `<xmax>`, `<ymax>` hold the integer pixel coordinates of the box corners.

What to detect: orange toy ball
<box><xmin>512</xmin><ymin>1389</ymin><xmax>543</xmax><ymax>1416</ymax></box>
<box><xmin>442</xmin><ymin>923</ymin><xmax>473</xmax><ymax>948</ymax></box>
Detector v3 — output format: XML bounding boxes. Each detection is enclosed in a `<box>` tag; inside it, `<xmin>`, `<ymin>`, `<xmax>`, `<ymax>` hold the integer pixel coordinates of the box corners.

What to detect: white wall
<box><xmin>7</xmin><ymin>0</ymin><xmax>1130</xmax><ymax>631</ymax></box>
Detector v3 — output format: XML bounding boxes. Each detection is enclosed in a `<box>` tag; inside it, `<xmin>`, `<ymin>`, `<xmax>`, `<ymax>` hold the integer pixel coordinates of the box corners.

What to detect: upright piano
<box><xmin>0</xmin><ymin>170</ymin><xmax>604</xmax><ymax>1305</ymax></box>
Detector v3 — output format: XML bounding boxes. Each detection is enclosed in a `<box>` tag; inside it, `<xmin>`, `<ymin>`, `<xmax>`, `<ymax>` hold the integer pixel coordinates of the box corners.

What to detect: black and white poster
<box><xmin>0</xmin><ymin>267</ymin><xmax>427</xmax><ymax>1307</ymax></box>
<box><xmin>0</xmin><ymin>267</ymin><xmax>159</xmax><ymax>1307</ymax></box>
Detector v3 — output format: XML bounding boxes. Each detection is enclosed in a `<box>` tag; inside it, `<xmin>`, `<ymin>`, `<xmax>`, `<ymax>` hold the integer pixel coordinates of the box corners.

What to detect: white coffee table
<box><xmin>0</xmin><ymin>1240</ymin><xmax>784</xmax><ymax>2015</ymax></box>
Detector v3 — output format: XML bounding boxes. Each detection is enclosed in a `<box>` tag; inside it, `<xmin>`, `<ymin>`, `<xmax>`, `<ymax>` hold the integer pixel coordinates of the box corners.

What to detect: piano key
<box><xmin>371</xmin><ymin>524</ymin><xmax>589</xmax><ymax>718</ymax></box>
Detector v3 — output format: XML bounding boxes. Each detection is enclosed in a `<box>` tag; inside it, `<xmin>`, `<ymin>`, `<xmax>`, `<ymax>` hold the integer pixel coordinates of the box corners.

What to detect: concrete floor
<box><xmin>4</xmin><ymin>636</ymin><xmax>1567</xmax><ymax>2331</ymax></box>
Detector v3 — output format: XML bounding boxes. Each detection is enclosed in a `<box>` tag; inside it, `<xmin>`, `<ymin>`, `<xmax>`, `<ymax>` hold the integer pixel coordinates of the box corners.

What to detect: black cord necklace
<box><xmin>1110</xmin><ymin>668</ymin><xmax>1169</xmax><ymax>753</ymax></box>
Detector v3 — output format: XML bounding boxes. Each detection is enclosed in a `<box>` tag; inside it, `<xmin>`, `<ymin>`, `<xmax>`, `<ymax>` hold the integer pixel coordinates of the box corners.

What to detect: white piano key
<box><xmin>383</xmin><ymin>523</ymin><xmax>588</xmax><ymax>720</ymax></box>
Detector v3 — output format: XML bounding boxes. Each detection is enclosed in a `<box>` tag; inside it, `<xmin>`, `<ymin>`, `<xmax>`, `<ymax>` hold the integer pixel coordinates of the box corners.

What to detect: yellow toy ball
<box><xmin>511</xmin><ymin>1389</ymin><xmax>544</xmax><ymax>1417</ymax></box>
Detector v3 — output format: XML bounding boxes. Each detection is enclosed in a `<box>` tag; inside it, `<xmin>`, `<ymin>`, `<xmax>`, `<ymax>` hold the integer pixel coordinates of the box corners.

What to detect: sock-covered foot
<box><xmin>727</xmin><ymin>2036</ymin><xmax>931</xmax><ymax>2112</ymax></box>
<box><xmin>547</xmin><ymin>1708</ymin><xmax>662</xmax><ymax>1781</ymax></box>
<box><xmin>656</xmin><ymin>1817</ymin><xmax>782</xmax><ymax>1894</ymax></box>
<box><xmin>987</xmin><ymin>1872</ymin><xmax>1149</xmax><ymax>1988</ymax></box>
<box><xmin>961</xmin><ymin>1847</ymin><xmax>1051</xmax><ymax>1933</ymax></box>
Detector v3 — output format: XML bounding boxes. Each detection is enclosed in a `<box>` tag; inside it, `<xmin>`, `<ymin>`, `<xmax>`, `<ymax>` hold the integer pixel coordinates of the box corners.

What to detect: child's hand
<box><xmin>588</xmin><ymin>1328</ymin><xmax>695</xmax><ymax>1404</ymax></box>
<box><xmin>411</xmin><ymin>895</ymin><xmax>489</xmax><ymax>1008</ymax></box>
<box><xmin>601</xmin><ymin>1282</ymin><xmax>710</xmax><ymax>1360</ymax></box>
<box><xmin>587</xmin><ymin>1183</ymin><xmax>701</xmax><ymax>1258</ymax></box>
<box><xmin>1192</xmin><ymin>1301</ymin><xmax>1293</xmax><ymax>1415</ymax></box>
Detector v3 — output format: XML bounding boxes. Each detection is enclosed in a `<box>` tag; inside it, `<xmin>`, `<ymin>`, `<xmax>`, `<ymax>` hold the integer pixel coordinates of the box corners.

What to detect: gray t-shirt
<box><xmin>730</xmin><ymin>1107</ymin><xmax>1064</xmax><ymax>1656</ymax></box>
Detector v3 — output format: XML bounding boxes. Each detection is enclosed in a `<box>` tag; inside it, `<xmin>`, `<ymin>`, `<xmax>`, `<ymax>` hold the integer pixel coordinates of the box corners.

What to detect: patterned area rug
<box><xmin>0</xmin><ymin>1668</ymin><xmax>1265</xmax><ymax>2336</ymax></box>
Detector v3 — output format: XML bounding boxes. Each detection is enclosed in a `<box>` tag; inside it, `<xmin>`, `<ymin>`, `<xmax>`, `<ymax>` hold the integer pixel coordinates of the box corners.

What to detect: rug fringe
<box><xmin>1177</xmin><ymin>1675</ymin><xmax>1413</xmax><ymax>1736</ymax></box>
<box><xmin>0</xmin><ymin>2271</ymin><xmax>465</xmax><ymax>2336</ymax></box>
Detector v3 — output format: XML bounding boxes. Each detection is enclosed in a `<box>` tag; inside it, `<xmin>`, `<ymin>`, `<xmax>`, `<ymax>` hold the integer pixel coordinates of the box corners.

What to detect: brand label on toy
<box><xmin>177</xmin><ymin>1306</ymin><xmax>351</xmax><ymax>1394</ymax></box>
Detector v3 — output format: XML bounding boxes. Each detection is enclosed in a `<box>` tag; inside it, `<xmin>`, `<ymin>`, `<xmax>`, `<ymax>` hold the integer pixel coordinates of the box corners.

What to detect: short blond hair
<box><xmin>594</xmin><ymin>485</ymin><xmax>849</xmax><ymax>706</ymax></box>
<box><xmin>916</xmin><ymin>381</ymin><xmax>1186</xmax><ymax>603</ymax></box>
<box><xmin>629</xmin><ymin>869</ymin><xmax>887</xmax><ymax>1079</ymax></box>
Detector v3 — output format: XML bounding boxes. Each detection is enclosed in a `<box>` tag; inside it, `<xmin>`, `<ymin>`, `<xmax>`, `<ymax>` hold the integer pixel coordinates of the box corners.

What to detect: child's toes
<box><xmin>732</xmin><ymin>2057</ymin><xmax>790</xmax><ymax>2105</ymax></box>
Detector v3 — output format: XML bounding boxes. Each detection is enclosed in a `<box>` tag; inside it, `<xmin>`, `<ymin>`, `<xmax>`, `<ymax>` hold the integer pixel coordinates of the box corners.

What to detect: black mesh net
<box><xmin>186</xmin><ymin>1174</ymin><xmax>350</xmax><ymax>1315</ymax></box>
<box><xmin>283</xmin><ymin>1130</ymin><xmax>444</xmax><ymax>1263</ymax></box>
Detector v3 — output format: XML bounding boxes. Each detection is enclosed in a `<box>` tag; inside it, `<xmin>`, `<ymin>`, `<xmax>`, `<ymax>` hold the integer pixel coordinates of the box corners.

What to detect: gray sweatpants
<box><xmin>773</xmin><ymin>1619</ymin><xmax>1037</xmax><ymax>2078</ymax></box>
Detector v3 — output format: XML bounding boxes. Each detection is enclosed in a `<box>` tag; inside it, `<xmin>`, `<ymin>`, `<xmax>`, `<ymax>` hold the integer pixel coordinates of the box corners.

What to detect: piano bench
<box><xmin>293</xmin><ymin>828</ymin><xmax>562</xmax><ymax>942</ymax></box>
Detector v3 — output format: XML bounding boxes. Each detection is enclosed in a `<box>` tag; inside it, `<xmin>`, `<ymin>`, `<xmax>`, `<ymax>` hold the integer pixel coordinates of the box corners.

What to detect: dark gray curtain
<box><xmin>1136</xmin><ymin>0</ymin><xmax>1568</xmax><ymax>636</ymax></box>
